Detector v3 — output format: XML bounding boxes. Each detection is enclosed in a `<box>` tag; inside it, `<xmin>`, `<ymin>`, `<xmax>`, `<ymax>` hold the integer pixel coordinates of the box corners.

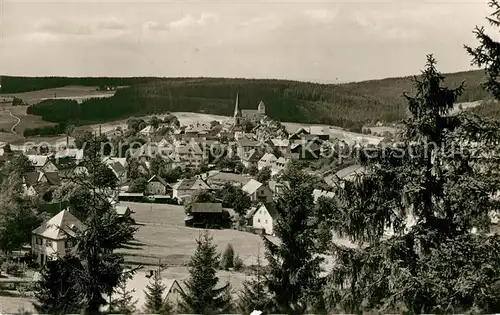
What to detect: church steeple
<box><xmin>233</xmin><ymin>92</ymin><xmax>242</xmax><ymax>126</ymax></box>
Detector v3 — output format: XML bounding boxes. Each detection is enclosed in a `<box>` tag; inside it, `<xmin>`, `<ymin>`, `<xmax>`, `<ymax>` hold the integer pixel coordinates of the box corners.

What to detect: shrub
<box><xmin>220</xmin><ymin>243</ymin><xmax>235</xmax><ymax>270</ymax></box>
<box><xmin>233</xmin><ymin>255</ymin><xmax>244</xmax><ymax>271</ymax></box>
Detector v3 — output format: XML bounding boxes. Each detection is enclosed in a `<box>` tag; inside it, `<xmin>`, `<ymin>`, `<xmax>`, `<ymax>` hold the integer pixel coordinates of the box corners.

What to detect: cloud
<box><xmin>35</xmin><ymin>19</ymin><xmax>92</xmax><ymax>36</ymax></box>
<box><xmin>96</xmin><ymin>18</ymin><xmax>128</xmax><ymax>30</ymax></box>
<box><xmin>169</xmin><ymin>13</ymin><xmax>218</xmax><ymax>28</ymax></box>
<box><xmin>303</xmin><ymin>9</ymin><xmax>338</xmax><ymax>24</ymax></box>
<box><xmin>142</xmin><ymin>21</ymin><xmax>169</xmax><ymax>31</ymax></box>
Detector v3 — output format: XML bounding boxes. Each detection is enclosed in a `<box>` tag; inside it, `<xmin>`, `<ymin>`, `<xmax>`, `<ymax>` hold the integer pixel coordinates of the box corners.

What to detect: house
<box><xmin>242</xmin><ymin>179</ymin><xmax>273</xmax><ymax>203</ymax></box>
<box><xmin>172</xmin><ymin>178</ymin><xmax>211</xmax><ymax>201</ymax></box>
<box><xmin>174</xmin><ymin>140</ymin><xmax>205</xmax><ymax>167</ymax></box>
<box><xmin>236</xmin><ymin>137</ymin><xmax>261</xmax><ymax>159</ymax></box>
<box><xmin>268</xmin><ymin>180</ymin><xmax>286</xmax><ymax>198</ymax></box>
<box><xmin>270</xmin><ymin>138</ymin><xmax>290</xmax><ymax>156</ymax></box>
<box><xmin>288</xmin><ymin>127</ymin><xmax>310</xmax><ymax>144</ymax></box>
<box><xmin>185</xmin><ymin>203</ymin><xmax>228</xmax><ymax>228</ymax></box>
<box><xmin>258</xmin><ymin>153</ymin><xmax>277</xmax><ymax>171</ymax></box>
<box><xmin>308</xmin><ymin>126</ymin><xmax>330</xmax><ymax>141</ymax></box>
<box><xmin>324</xmin><ymin>164</ymin><xmax>365</xmax><ymax>187</ymax></box>
<box><xmin>251</xmin><ymin>202</ymin><xmax>277</xmax><ymax>235</ymax></box>
<box><xmin>107</xmin><ymin>161</ymin><xmax>127</xmax><ymax>185</ymax></box>
<box><xmin>241</xmin><ymin>149</ymin><xmax>262</xmax><ymax>169</ymax></box>
<box><xmin>27</xmin><ymin>155</ymin><xmax>51</xmax><ymax>171</ymax></box>
<box><xmin>270</xmin><ymin>157</ymin><xmax>289</xmax><ymax>175</ymax></box>
<box><xmin>146</xmin><ymin>175</ymin><xmax>172</xmax><ymax>196</ymax></box>
<box><xmin>31</xmin><ymin>209</ymin><xmax>86</xmax><ymax>266</ymax></box>
<box><xmin>290</xmin><ymin>141</ymin><xmax>321</xmax><ymax>160</ymax></box>
<box><xmin>23</xmin><ymin>171</ymin><xmax>61</xmax><ymax>198</ymax></box>
<box><xmin>114</xmin><ymin>204</ymin><xmax>133</xmax><ymax>217</ymax></box>
<box><xmin>55</xmin><ymin>149</ymin><xmax>84</xmax><ymax>164</ymax></box>
<box><xmin>313</xmin><ymin>189</ymin><xmax>335</xmax><ymax>203</ymax></box>
<box><xmin>163</xmin><ymin>279</ymin><xmax>185</xmax><ymax>308</ymax></box>
<box><xmin>41</xmin><ymin>160</ymin><xmax>58</xmax><ymax>173</ymax></box>
<box><xmin>205</xmin><ymin>171</ymin><xmax>251</xmax><ymax>189</ymax></box>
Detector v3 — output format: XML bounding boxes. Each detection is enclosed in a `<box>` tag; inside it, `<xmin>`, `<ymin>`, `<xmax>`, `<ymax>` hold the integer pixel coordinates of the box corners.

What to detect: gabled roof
<box><xmin>206</xmin><ymin>171</ymin><xmax>251</xmax><ymax>186</ymax></box>
<box><xmin>237</xmin><ymin>138</ymin><xmax>261</xmax><ymax>147</ymax></box>
<box><xmin>242</xmin><ymin>179</ymin><xmax>263</xmax><ymax>195</ymax></box>
<box><xmin>270</xmin><ymin>138</ymin><xmax>289</xmax><ymax>147</ymax></box>
<box><xmin>190</xmin><ymin>203</ymin><xmax>223</xmax><ymax>213</ymax></box>
<box><xmin>32</xmin><ymin>209</ymin><xmax>85</xmax><ymax>240</ymax></box>
<box><xmin>44</xmin><ymin>172</ymin><xmax>61</xmax><ymax>186</ymax></box>
<box><xmin>245</xmin><ymin>207</ymin><xmax>258</xmax><ymax>219</ymax></box>
<box><xmin>24</xmin><ymin>172</ymin><xmax>40</xmax><ymax>186</ymax></box>
<box><xmin>243</xmin><ymin>149</ymin><xmax>262</xmax><ymax>162</ymax></box>
<box><xmin>139</xmin><ymin>125</ymin><xmax>155</xmax><ymax>134</ymax></box>
<box><xmin>55</xmin><ymin>149</ymin><xmax>84</xmax><ymax>160</ymax></box>
<box><xmin>256</xmin><ymin>202</ymin><xmax>277</xmax><ymax>219</ymax></box>
<box><xmin>173</xmin><ymin>178</ymin><xmax>210</xmax><ymax>191</ymax></box>
<box><xmin>335</xmin><ymin>164</ymin><xmax>365</xmax><ymax>180</ymax></box>
<box><xmin>176</xmin><ymin>141</ymin><xmax>203</xmax><ymax>155</ymax></box>
<box><xmin>115</xmin><ymin>205</ymin><xmax>132</xmax><ymax>216</ymax></box>
<box><xmin>259</xmin><ymin>153</ymin><xmax>277</xmax><ymax>165</ymax></box>
<box><xmin>148</xmin><ymin>175</ymin><xmax>170</xmax><ymax>187</ymax></box>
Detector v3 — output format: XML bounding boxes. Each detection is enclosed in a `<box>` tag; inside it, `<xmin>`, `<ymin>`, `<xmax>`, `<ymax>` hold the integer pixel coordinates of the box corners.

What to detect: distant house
<box><xmin>250</xmin><ymin>202</ymin><xmax>277</xmax><ymax>235</ymax></box>
<box><xmin>146</xmin><ymin>175</ymin><xmax>172</xmax><ymax>196</ymax></box>
<box><xmin>312</xmin><ymin>189</ymin><xmax>335</xmax><ymax>203</ymax></box>
<box><xmin>185</xmin><ymin>203</ymin><xmax>228</xmax><ymax>228</ymax></box>
<box><xmin>114</xmin><ymin>204</ymin><xmax>133</xmax><ymax>217</ymax></box>
<box><xmin>288</xmin><ymin>127</ymin><xmax>310</xmax><ymax>144</ymax></box>
<box><xmin>241</xmin><ymin>149</ymin><xmax>262</xmax><ymax>169</ymax></box>
<box><xmin>268</xmin><ymin>180</ymin><xmax>286</xmax><ymax>198</ymax></box>
<box><xmin>31</xmin><ymin>209</ymin><xmax>86</xmax><ymax>266</ymax></box>
<box><xmin>27</xmin><ymin>155</ymin><xmax>53</xmax><ymax>171</ymax></box>
<box><xmin>308</xmin><ymin>126</ymin><xmax>330</xmax><ymax>141</ymax></box>
<box><xmin>172</xmin><ymin>178</ymin><xmax>211</xmax><ymax>201</ymax></box>
<box><xmin>270</xmin><ymin>138</ymin><xmax>290</xmax><ymax>156</ymax></box>
<box><xmin>55</xmin><ymin>149</ymin><xmax>84</xmax><ymax>164</ymax></box>
<box><xmin>164</xmin><ymin>279</ymin><xmax>185</xmax><ymax>308</ymax></box>
<box><xmin>270</xmin><ymin>157</ymin><xmax>289</xmax><ymax>175</ymax></box>
<box><xmin>23</xmin><ymin>171</ymin><xmax>61</xmax><ymax>198</ymax></box>
<box><xmin>107</xmin><ymin>161</ymin><xmax>127</xmax><ymax>185</ymax></box>
<box><xmin>290</xmin><ymin>141</ymin><xmax>321</xmax><ymax>160</ymax></box>
<box><xmin>242</xmin><ymin>179</ymin><xmax>273</xmax><ymax>203</ymax></box>
<box><xmin>236</xmin><ymin>138</ymin><xmax>261</xmax><ymax>159</ymax></box>
<box><xmin>175</xmin><ymin>140</ymin><xmax>205</xmax><ymax>167</ymax></box>
<box><xmin>258</xmin><ymin>153</ymin><xmax>277</xmax><ymax>171</ymax></box>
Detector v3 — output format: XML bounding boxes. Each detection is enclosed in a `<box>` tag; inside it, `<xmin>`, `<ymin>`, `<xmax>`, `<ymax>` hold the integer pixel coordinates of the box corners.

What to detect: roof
<box><xmin>335</xmin><ymin>164</ymin><xmax>365</xmax><ymax>179</ymax></box>
<box><xmin>259</xmin><ymin>153</ymin><xmax>277</xmax><ymax>165</ymax></box>
<box><xmin>32</xmin><ymin>209</ymin><xmax>85</xmax><ymax>240</ymax></box>
<box><xmin>237</xmin><ymin>138</ymin><xmax>261</xmax><ymax>147</ymax></box>
<box><xmin>241</xmin><ymin>109</ymin><xmax>261</xmax><ymax>117</ymax></box>
<box><xmin>108</xmin><ymin>161</ymin><xmax>126</xmax><ymax>174</ymax></box>
<box><xmin>44</xmin><ymin>172</ymin><xmax>61</xmax><ymax>186</ymax></box>
<box><xmin>206</xmin><ymin>171</ymin><xmax>251</xmax><ymax>186</ymax></box>
<box><xmin>256</xmin><ymin>202</ymin><xmax>277</xmax><ymax>219</ymax></box>
<box><xmin>173</xmin><ymin>178</ymin><xmax>210</xmax><ymax>191</ymax></box>
<box><xmin>148</xmin><ymin>175</ymin><xmax>170</xmax><ymax>187</ymax></box>
<box><xmin>190</xmin><ymin>203</ymin><xmax>223</xmax><ymax>213</ymax></box>
<box><xmin>26</xmin><ymin>155</ymin><xmax>49</xmax><ymax>167</ymax></box>
<box><xmin>176</xmin><ymin>141</ymin><xmax>203</xmax><ymax>155</ymax></box>
<box><xmin>313</xmin><ymin>189</ymin><xmax>335</xmax><ymax>203</ymax></box>
<box><xmin>270</xmin><ymin>138</ymin><xmax>289</xmax><ymax>147</ymax></box>
<box><xmin>309</xmin><ymin>126</ymin><xmax>330</xmax><ymax>136</ymax></box>
<box><xmin>139</xmin><ymin>125</ymin><xmax>155</xmax><ymax>134</ymax></box>
<box><xmin>55</xmin><ymin>149</ymin><xmax>83</xmax><ymax>160</ymax></box>
<box><xmin>24</xmin><ymin>172</ymin><xmax>40</xmax><ymax>186</ymax></box>
<box><xmin>245</xmin><ymin>207</ymin><xmax>258</xmax><ymax>219</ymax></box>
<box><xmin>242</xmin><ymin>179</ymin><xmax>263</xmax><ymax>195</ymax></box>
<box><xmin>115</xmin><ymin>205</ymin><xmax>132</xmax><ymax>216</ymax></box>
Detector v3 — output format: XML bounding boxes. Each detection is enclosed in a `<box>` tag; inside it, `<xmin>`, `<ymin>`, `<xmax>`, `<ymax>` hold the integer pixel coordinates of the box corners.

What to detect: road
<box><xmin>8</xmin><ymin>110</ymin><xmax>21</xmax><ymax>134</ymax></box>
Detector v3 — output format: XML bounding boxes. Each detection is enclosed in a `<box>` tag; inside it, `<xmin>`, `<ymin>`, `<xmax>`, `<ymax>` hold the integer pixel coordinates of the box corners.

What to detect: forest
<box><xmin>15</xmin><ymin>70</ymin><xmax>490</xmax><ymax>131</ymax></box>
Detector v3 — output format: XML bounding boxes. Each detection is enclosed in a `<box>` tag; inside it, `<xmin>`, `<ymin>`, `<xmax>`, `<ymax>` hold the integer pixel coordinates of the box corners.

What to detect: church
<box><xmin>233</xmin><ymin>93</ymin><xmax>266</xmax><ymax>126</ymax></box>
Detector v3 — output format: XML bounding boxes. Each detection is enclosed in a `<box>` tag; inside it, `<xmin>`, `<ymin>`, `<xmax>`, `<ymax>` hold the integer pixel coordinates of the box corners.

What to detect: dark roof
<box><xmin>148</xmin><ymin>175</ymin><xmax>170</xmax><ymax>187</ymax></box>
<box><xmin>44</xmin><ymin>172</ymin><xmax>61</xmax><ymax>186</ymax></box>
<box><xmin>262</xmin><ymin>202</ymin><xmax>277</xmax><ymax>219</ymax></box>
<box><xmin>175</xmin><ymin>178</ymin><xmax>209</xmax><ymax>190</ymax></box>
<box><xmin>109</xmin><ymin>161</ymin><xmax>126</xmax><ymax>174</ymax></box>
<box><xmin>190</xmin><ymin>203</ymin><xmax>223</xmax><ymax>213</ymax></box>
<box><xmin>24</xmin><ymin>172</ymin><xmax>39</xmax><ymax>186</ymax></box>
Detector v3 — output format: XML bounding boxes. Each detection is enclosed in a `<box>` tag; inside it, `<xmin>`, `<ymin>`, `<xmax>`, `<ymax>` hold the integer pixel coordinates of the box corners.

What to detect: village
<box><xmin>0</xmin><ymin>94</ymin><xmax>373</xmax><ymax>313</ymax></box>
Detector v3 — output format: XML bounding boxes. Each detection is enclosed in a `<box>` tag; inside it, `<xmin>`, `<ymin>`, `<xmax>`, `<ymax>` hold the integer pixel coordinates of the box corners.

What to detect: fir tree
<box><xmin>220</xmin><ymin>243</ymin><xmax>235</xmax><ymax>270</ymax></box>
<box><xmin>33</xmin><ymin>256</ymin><xmax>82</xmax><ymax>315</ymax></box>
<box><xmin>143</xmin><ymin>265</ymin><xmax>173</xmax><ymax>315</ymax></box>
<box><xmin>324</xmin><ymin>55</ymin><xmax>500</xmax><ymax>314</ymax></box>
<box><xmin>263</xmin><ymin>165</ymin><xmax>323</xmax><ymax>314</ymax></box>
<box><xmin>180</xmin><ymin>231</ymin><xmax>232</xmax><ymax>314</ymax></box>
<box><xmin>237</xmin><ymin>254</ymin><xmax>272</xmax><ymax>314</ymax></box>
<box><xmin>109</xmin><ymin>276</ymin><xmax>137</xmax><ymax>315</ymax></box>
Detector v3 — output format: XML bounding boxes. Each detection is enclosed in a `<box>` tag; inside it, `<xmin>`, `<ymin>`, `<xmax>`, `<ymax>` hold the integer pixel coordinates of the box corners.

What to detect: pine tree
<box><xmin>465</xmin><ymin>0</ymin><xmax>500</xmax><ymax>99</ymax></box>
<box><xmin>220</xmin><ymin>243</ymin><xmax>235</xmax><ymax>270</ymax></box>
<box><xmin>324</xmin><ymin>55</ymin><xmax>500</xmax><ymax>314</ymax></box>
<box><xmin>263</xmin><ymin>165</ymin><xmax>323</xmax><ymax>314</ymax></box>
<box><xmin>110</xmin><ymin>276</ymin><xmax>137</xmax><ymax>315</ymax></box>
<box><xmin>180</xmin><ymin>231</ymin><xmax>232</xmax><ymax>314</ymax></box>
<box><xmin>33</xmin><ymin>256</ymin><xmax>82</xmax><ymax>315</ymax></box>
<box><xmin>143</xmin><ymin>265</ymin><xmax>173</xmax><ymax>315</ymax></box>
<box><xmin>237</xmin><ymin>254</ymin><xmax>272</xmax><ymax>314</ymax></box>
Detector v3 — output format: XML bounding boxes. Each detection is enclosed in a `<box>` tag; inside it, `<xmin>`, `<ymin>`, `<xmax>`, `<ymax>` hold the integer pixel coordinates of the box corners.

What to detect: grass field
<box><xmin>0</xmin><ymin>85</ymin><xmax>115</xmax><ymax>105</ymax></box>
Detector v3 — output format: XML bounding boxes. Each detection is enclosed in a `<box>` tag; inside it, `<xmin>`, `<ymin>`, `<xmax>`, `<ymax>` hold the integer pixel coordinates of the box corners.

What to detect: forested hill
<box><xmin>15</xmin><ymin>70</ymin><xmax>489</xmax><ymax>131</ymax></box>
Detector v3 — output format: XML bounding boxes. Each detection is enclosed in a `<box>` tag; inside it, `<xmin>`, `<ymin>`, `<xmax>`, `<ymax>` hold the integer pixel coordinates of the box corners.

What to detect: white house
<box><xmin>31</xmin><ymin>209</ymin><xmax>86</xmax><ymax>266</ymax></box>
<box><xmin>146</xmin><ymin>175</ymin><xmax>171</xmax><ymax>196</ymax></box>
<box><xmin>139</xmin><ymin>125</ymin><xmax>156</xmax><ymax>136</ymax></box>
<box><xmin>242</xmin><ymin>179</ymin><xmax>273</xmax><ymax>203</ymax></box>
<box><xmin>107</xmin><ymin>161</ymin><xmax>127</xmax><ymax>185</ymax></box>
<box><xmin>250</xmin><ymin>202</ymin><xmax>277</xmax><ymax>235</ymax></box>
<box><xmin>258</xmin><ymin>153</ymin><xmax>277</xmax><ymax>171</ymax></box>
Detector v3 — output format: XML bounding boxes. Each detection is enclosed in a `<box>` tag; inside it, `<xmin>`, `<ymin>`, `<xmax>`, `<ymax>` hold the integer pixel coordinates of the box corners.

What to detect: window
<box><xmin>36</xmin><ymin>237</ymin><xmax>42</xmax><ymax>245</ymax></box>
<box><xmin>265</xmin><ymin>220</ymin><xmax>268</xmax><ymax>224</ymax></box>
<box><xmin>257</xmin><ymin>218</ymin><xmax>261</xmax><ymax>223</ymax></box>
<box><xmin>46</xmin><ymin>240</ymin><xmax>53</xmax><ymax>248</ymax></box>
<box><xmin>65</xmin><ymin>240</ymin><xmax>73</xmax><ymax>249</ymax></box>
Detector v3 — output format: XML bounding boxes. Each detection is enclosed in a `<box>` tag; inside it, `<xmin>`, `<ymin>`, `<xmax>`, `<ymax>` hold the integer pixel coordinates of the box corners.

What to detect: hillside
<box><xmin>11</xmin><ymin>70</ymin><xmax>490</xmax><ymax>131</ymax></box>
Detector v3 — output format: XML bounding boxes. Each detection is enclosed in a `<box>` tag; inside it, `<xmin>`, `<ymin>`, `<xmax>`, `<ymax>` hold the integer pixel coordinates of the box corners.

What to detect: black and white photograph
<box><xmin>0</xmin><ymin>0</ymin><xmax>500</xmax><ymax>314</ymax></box>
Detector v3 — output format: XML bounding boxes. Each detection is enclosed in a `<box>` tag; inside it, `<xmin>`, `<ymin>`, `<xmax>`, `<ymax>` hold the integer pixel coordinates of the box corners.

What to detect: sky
<box><xmin>0</xmin><ymin>0</ymin><xmax>494</xmax><ymax>83</ymax></box>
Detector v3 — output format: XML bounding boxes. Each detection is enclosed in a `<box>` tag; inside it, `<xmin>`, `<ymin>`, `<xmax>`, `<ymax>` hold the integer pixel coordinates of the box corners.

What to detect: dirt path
<box><xmin>8</xmin><ymin>110</ymin><xmax>21</xmax><ymax>134</ymax></box>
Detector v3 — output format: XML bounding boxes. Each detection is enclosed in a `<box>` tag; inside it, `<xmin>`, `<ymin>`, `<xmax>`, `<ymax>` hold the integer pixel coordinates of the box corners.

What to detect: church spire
<box><xmin>234</xmin><ymin>93</ymin><xmax>240</xmax><ymax>117</ymax></box>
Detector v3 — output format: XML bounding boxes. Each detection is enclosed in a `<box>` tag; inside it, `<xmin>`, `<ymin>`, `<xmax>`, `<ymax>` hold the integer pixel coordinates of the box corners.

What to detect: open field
<box><xmin>120</xmin><ymin>202</ymin><xmax>269</xmax><ymax>267</ymax></box>
<box><xmin>0</xmin><ymin>85</ymin><xmax>115</xmax><ymax>105</ymax></box>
